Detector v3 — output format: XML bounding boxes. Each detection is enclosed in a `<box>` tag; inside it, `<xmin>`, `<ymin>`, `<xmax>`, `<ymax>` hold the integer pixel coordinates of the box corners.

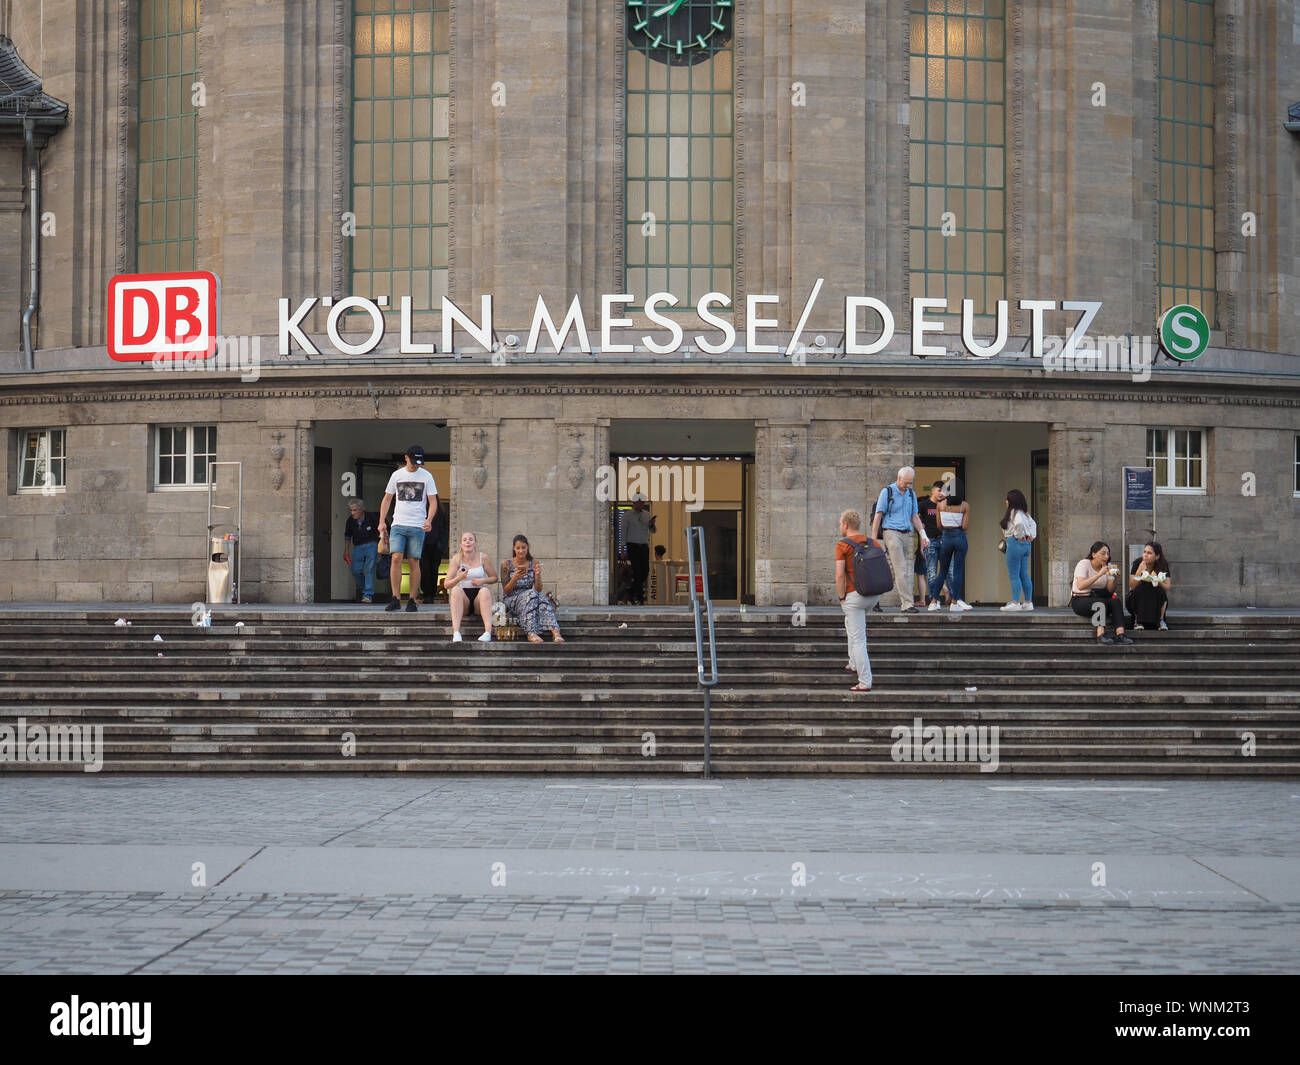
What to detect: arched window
<box><xmin>625</xmin><ymin>2</ymin><xmax>735</xmax><ymax>309</ymax></box>
<box><xmin>908</xmin><ymin>0</ymin><xmax>1005</xmax><ymax>320</ymax></box>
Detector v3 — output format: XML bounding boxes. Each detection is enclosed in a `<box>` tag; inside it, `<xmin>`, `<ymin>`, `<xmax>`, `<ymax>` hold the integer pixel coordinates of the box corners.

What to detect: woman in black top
<box><xmin>1127</xmin><ymin>541</ymin><xmax>1171</xmax><ymax>630</ymax></box>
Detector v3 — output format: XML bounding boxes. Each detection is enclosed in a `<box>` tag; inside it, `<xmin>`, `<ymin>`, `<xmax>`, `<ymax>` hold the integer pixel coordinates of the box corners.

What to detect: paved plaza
<box><xmin>1</xmin><ymin>777</ymin><xmax>1297</xmax><ymax>974</ymax></box>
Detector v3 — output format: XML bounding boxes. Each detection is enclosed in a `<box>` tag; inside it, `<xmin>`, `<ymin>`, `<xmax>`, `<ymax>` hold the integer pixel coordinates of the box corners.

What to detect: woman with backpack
<box><xmin>999</xmin><ymin>489</ymin><xmax>1037</xmax><ymax>612</ymax></box>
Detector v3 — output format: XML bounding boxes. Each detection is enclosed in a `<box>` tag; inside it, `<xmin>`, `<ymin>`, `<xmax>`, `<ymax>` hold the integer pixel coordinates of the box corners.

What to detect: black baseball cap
<box><xmin>406</xmin><ymin>445</ymin><xmax>425</xmax><ymax>465</ymax></box>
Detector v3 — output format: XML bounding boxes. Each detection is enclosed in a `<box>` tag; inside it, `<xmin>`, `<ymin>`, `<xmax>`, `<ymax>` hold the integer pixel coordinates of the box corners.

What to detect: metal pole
<box><xmin>1120</xmin><ymin>470</ymin><xmax>1126</xmax><ymax>620</ymax></box>
<box><xmin>21</xmin><ymin>119</ymin><xmax>39</xmax><ymax>369</ymax></box>
<box><xmin>703</xmin><ymin>684</ymin><xmax>711</xmax><ymax>778</ymax></box>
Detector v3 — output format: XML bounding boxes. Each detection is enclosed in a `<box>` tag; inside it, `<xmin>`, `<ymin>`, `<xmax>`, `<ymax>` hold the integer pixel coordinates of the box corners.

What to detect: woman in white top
<box><xmin>932</xmin><ymin>482</ymin><xmax>972</xmax><ymax>612</ymax></box>
<box><xmin>1070</xmin><ymin>540</ymin><xmax>1133</xmax><ymax>645</ymax></box>
<box><xmin>444</xmin><ymin>530</ymin><xmax>498</xmax><ymax>642</ymax></box>
<box><xmin>998</xmin><ymin>488</ymin><xmax>1037</xmax><ymax>612</ymax></box>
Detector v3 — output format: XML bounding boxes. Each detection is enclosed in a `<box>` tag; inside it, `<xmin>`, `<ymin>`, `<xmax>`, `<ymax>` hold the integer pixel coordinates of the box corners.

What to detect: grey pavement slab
<box><xmin>0</xmin><ymin>776</ymin><xmax>1297</xmax><ymax>973</ymax></box>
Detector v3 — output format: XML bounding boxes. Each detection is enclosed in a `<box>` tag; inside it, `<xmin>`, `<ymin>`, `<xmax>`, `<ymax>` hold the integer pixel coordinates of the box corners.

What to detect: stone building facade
<box><xmin>0</xmin><ymin>1</ymin><xmax>1296</xmax><ymax>608</ymax></box>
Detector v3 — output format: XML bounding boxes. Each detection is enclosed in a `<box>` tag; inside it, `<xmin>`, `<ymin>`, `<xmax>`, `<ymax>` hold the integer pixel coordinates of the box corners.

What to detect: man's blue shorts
<box><xmin>388</xmin><ymin>525</ymin><xmax>426</xmax><ymax>557</ymax></box>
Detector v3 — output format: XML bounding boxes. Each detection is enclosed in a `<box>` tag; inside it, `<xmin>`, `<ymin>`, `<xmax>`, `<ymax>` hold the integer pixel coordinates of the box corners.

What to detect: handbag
<box><xmin>997</xmin><ymin>536</ymin><xmax>1007</xmax><ymax>554</ymax></box>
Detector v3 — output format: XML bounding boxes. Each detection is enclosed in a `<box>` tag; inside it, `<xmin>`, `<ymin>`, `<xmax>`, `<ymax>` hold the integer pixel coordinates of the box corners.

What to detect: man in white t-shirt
<box><xmin>378</xmin><ymin>444</ymin><xmax>438</xmax><ymax>612</ymax></box>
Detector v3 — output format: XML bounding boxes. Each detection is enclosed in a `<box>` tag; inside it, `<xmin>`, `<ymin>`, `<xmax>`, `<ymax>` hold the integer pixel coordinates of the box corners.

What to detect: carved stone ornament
<box><xmin>565</xmin><ymin>430</ymin><xmax>585</xmax><ymax>490</ymax></box>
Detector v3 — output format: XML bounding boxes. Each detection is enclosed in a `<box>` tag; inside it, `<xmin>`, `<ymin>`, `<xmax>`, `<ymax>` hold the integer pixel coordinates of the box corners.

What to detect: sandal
<box><xmin>527</xmin><ymin>634</ymin><xmax>543</xmax><ymax>643</ymax></box>
<box><xmin>849</xmin><ymin>684</ymin><xmax>872</xmax><ymax>692</ymax></box>
<box><xmin>552</xmin><ymin>633</ymin><xmax>565</xmax><ymax>643</ymax></box>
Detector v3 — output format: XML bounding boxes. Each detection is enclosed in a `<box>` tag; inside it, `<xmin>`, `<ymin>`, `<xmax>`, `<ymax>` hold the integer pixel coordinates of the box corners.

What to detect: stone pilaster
<box><xmin>755</xmin><ymin>419</ymin><xmax>809</xmax><ymax>605</ymax></box>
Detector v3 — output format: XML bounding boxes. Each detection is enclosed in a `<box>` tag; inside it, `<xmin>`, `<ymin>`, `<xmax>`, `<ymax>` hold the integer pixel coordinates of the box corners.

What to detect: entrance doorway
<box><xmin>607</xmin><ymin>420</ymin><xmax>755</xmax><ymax>605</ymax></box>
<box><xmin>312</xmin><ymin>420</ymin><xmax>451</xmax><ymax>601</ymax></box>
<box><xmin>913</xmin><ymin>422</ymin><xmax>1049</xmax><ymax>605</ymax></box>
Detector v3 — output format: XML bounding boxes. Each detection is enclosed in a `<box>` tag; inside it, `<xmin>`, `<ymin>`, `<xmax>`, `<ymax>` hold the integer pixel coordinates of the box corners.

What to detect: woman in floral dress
<box><xmin>501</xmin><ymin>534</ymin><xmax>564</xmax><ymax>642</ymax></box>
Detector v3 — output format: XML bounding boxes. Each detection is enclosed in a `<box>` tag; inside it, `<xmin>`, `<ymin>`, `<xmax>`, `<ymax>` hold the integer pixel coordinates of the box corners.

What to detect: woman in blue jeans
<box><xmin>932</xmin><ymin>483</ymin><xmax>972</xmax><ymax>611</ymax></box>
<box><xmin>999</xmin><ymin>488</ymin><xmax>1036</xmax><ymax>611</ymax></box>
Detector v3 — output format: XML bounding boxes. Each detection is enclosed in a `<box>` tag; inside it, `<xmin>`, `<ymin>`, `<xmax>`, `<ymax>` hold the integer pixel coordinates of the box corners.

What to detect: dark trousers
<box><xmin>628</xmin><ymin>543</ymin><xmax>650</xmax><ymax>604</ymax></box>
<box><xmin>1071</xmin><ymin>592</ymin><xmax>1124</xmax><ymax>630</ymax></box>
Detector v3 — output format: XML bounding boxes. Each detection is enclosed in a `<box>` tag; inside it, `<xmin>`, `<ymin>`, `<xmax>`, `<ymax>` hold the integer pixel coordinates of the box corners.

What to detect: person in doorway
<box><xmin>621</xmin><ymin>493</ymin><xmax>656</xmax><ymax>606</ymax></box>
<box><xmin>870</xmin><ymin>466</ymin><xmax>930</xmax><ymax>613</ymax></box>
<box><xmin>998</xmin><ymin>488</ymin><xmax>1037</xmax><ymax>611</ymax></box>
<box><xmin>417</xmin><ymin>494</ymin><xmax>451</xmax><ymax>604</ymax></box>
<box><xmin>501</xmin><ymin>534</ymin><xmax>564</xmax><ymax>643</ymax></box>
<box><xmin>343</xmin><ymin>498</ymin><xmax>380</xmax><ymax>603</ymax></box>
<box><xmin>378</xmin><ymin>445</ymin><xmax>438</xmax><ymax>612</ymax></box>
<box><xmin>1127</xmin><ymin>541</ymin><xmax>1172</xmax><ymax>631</ymax></box>
<box><xmin>445</xmin><ymin>530</ymin><xmax>497</xmax><ymax>642</ymax></box>
<box><xmin>918</xmin><ymin>480</ymin><xmax>946</xmax><ymax>607</ymax></box>
<box><xmin>934</xmin><ymin>482</ymin><xmax>973</xmax><ymax>612</ymax></box>
<box><xmin>1071</xmin><ymin>540</ymin><xmax>1133</xmax><ymax>645</ymax></box>
<box><xmin>836</xmin><ymin>509</ymin><xmax>881</xmax><ymax>693</ymax></box>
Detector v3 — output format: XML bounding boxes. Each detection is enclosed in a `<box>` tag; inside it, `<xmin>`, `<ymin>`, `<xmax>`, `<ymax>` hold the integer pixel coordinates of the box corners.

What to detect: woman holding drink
<box><xmin>1069</xmin><ymin>541</ymin><xmax>1134</xmax><ymax>645</ymax></box>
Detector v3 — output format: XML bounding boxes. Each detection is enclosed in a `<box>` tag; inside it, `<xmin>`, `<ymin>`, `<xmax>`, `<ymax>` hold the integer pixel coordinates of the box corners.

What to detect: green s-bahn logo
<box><xmin>1157</xmin><ymin>305</ymin><xmax>1210</xmax><ymax>362</ymax></box>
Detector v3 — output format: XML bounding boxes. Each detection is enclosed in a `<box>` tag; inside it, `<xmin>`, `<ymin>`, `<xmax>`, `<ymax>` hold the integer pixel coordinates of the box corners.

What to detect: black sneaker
<box><xmin>405</xmin><ymin>599</ymin><xmax>418</xmax><ymax>612</ymax></box>
<box><xmin>385</xmin><ymin>600</ymin><xmax>401</xmax><ymax>612</ymax></box>
<box><xmin>1115</xmin><ymin>634</ymin><xmax>1135</xmax><ymax>645</ymax></box>
<box><xmin>1096</xmin><ymin>634</ymin><xmax>1115</xmax><ymax>645</ymax></box>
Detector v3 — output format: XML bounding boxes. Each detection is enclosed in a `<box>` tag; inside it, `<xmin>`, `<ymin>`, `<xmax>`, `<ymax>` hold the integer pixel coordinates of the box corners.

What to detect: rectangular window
<box><xmin>156</xmin><ymin>425</ymin><xmax>216</xmax><ymax>488</ymax></box>
<box><xmin>909</xmin><ymin>0</ymin><xmax>1006</xmax><ymax>320</ymax></box>
<box><xmin>351</xmin><ymin>0</ymin><xmax>451</xmax><ymax>314</ymax></box>
<box><xmin>626</xmin><ymin>6</ymin><xmax>735</xmax><ymax>309</ymax></box>
<box><xmin>1157</xmin><ymin>0</ymin><xmax>1215</xmax><ymax>325</ymax></box>
<box><xmin>137</xmin><ymin>0</ymin><xmax>200</xmax><ymax>273</ymax></box>
<box><xmin>1147</xmin><ymin>427</ymin><xmax>1205</xmax><ymax>492</ymax></box>
<box><xmin>17</xmin><ymin>429</ymin><xmax>66</xmax><ymax>493</ymax></box>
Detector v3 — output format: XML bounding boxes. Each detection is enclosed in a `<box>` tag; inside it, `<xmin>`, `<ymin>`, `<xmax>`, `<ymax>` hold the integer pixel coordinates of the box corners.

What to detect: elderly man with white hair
<box><xmin>870</xmin><ymin>465</ymin><xmax>931</xmax><ymax>613</ymax></box>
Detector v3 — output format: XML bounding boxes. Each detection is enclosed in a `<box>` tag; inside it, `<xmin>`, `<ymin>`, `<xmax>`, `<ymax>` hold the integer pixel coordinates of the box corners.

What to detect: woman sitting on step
<box><xmin>444</xmin><ymin>530</ymin><xmax>497</xmax><ymax>643</ymax></box>
<box><xmin>1070</xmin><ymin>541</ymin><xmax>1134</xmax><ymax>645</ymax></box>
<box><xmin>1127</xmin><ymin>541</ymin><xmax>1171</xmax><ymax>631</ymax></box>
<box><xmin>502</xmin><ymin>534</ymin><xmax>564</xmax><ymax>643</ymax></box>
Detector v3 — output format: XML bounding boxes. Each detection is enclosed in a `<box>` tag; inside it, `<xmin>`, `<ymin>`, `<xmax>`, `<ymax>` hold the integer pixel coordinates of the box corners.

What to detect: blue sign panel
<box><xmin>1124</xmin><ymin>466</ymin><xmax>1155</xmax><ymax>511</ymax></box>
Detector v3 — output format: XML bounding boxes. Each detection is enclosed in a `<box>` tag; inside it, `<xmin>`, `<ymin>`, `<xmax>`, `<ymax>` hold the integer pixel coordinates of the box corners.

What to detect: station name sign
<box><xmin>277</xmin><ymin>286</ymin><xmax>1105</xmax><ymax>360</ymax></box>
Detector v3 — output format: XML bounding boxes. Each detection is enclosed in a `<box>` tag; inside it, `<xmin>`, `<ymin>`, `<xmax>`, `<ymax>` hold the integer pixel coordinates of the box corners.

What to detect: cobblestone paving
<box><xmin>1</xmin><ymin>777</ymin><xmax>1298</xmax><ymax>973</ymax></box>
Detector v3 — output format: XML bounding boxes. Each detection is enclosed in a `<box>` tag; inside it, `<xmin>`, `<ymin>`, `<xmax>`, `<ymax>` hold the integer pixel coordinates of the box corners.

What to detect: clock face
<box><xmin>627</xmin><ymin>0</ymin><xmax>734</xmax><ymax>66</ymax></box>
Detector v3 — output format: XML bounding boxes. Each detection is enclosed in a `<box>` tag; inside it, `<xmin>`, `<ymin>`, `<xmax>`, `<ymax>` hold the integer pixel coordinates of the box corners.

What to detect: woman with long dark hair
<box><xmin>932</xmin><ymin>480</ymin><xmax>972</xmax><ymax>612</ymax></box>
<box><xmin>501</xmin><ymin>534</ymin><xmax>564</xmax><ymax>643</ymax></box>
<box><xmin>998</xmin><ymin>488</ymin><xmax>1036</xmax><ymax>611</ymax></box>
<box><xmin>1071</xmin><ymin>540</ymin><xmax>1133</xmax><ymax>645</ymax></box>
<box><xmin>1127</xmin><ymin>541</ymin><xmax>1172</xmax><ymax>630</ymax></box>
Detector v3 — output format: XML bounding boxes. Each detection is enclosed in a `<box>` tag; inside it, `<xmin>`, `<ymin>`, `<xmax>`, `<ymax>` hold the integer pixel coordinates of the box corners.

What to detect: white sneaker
<box><xmin>1021</xmin><ymin>602</ymin><xmax>1034</xmax><ymax>611</ymax></box>
<box><xmin>452</xmin><ymin>631</ymin><xmax>463</xmax><ymax>642</ymax></box>
<box><xmin>949</xmin><ymin>602</ymin><xmax>963</xmax><ymax>613</ymax></box>
<box><xmin>478</xmin><ymin>631</ymin><xmax>492</xmax><ymax>642</ymax></box>
<box><xmin>1000</xmin><ymin>602</ymin><xmax>1021</xmax><ymax>612</ymax></box>
<box><xmin>928</xmin><ymin>601</ymin><xmax>941</xmax><ymax>612</ymax></box>
<box><xmin>957</xmin><ymin>600</ymin><xmax>973</xmax><ymax>611</ymax></box>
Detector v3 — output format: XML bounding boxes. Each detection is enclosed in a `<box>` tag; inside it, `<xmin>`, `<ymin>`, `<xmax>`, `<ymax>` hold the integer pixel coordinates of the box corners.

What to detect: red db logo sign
<box><xmin>107</xmin><ymin>272</ymin><xmax>220</xmax><ymax>361</ymax></box>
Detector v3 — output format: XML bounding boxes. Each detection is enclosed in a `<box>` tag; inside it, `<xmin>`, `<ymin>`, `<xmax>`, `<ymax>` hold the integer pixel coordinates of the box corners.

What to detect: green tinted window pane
<box><xmin>351</xmin><ymin>2</ymin><xmax>450</xmax><ymax>316</ymax></box>
<box><xmin>1157</xmin><ymin>1</ymin><xmax>1216</xmax><ymax>326</ymax></box>
<box><xmin>137</xmin><ymin>0</ymin><xmax>200</xmax><ymax>270</ymax></box>
<box><xmin>625</xmin><ymin>5</ymin><xmax>733</xmax><ymax>310</ymax></box>
<box><xmin>908</xmin><ymin>1</ymin><xmax>1005</xmax><ymax>319</ymax></box>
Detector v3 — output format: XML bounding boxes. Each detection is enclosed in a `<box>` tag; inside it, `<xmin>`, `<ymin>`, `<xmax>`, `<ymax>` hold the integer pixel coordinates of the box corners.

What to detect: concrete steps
<box><xmin>0</xmin><ymin>608</ymin><xmax>1297</xmax><ymax>774</ymax></box>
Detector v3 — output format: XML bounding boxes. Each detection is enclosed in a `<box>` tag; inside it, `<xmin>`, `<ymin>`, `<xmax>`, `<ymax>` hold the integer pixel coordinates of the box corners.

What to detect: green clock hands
<box><xmin>651</xmin><ymin>0</ymin><xmax>688</xmax><ymax>15</ymax></box>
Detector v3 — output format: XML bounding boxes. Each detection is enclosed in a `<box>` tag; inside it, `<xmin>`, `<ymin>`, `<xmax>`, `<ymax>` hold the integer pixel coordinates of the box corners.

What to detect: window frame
<box><xmin>1146</xmin><ymin>426</ymin><xmax>1206</xmax><ymax>494</ymax></box>
<box><xmin>154</xmin><ymin>424</ymin><xmax>217</xmax><ymax>490</ymax></box>
<box><xmin>16</xmin><ymin>428</ymin><xmax>67</xmax><ymax>495</ymax></box>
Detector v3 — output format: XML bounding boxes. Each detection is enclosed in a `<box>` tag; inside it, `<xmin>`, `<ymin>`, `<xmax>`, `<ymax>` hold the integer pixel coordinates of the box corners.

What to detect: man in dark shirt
<box><xmin>919</xmin><ymin>481</ymin><xmax>946</xmax><ymax>608</ymax></box>
<box><xmin>344</xmin><ymin>498</ymin><xmax>381</xmax><ymax>602</ymax></box>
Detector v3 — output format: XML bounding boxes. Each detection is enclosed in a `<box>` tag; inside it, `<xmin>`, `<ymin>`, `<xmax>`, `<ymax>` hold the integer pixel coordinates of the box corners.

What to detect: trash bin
<box><xmin>208</xmin><ymin>536</ymin><xmax>233</xmax><ymax>603</ymax></box>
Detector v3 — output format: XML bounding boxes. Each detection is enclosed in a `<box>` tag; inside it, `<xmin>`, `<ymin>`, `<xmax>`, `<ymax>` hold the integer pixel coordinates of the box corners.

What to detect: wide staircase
<box><xmin>0</xmin><ymin>607</ymin><xmax>1297</xmax><ymax>774</ymax></box>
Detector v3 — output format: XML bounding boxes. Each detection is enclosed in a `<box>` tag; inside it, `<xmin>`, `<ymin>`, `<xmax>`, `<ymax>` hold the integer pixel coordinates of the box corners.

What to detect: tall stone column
<box><xmin>448</xmin><ymin>419</ymin><xmax>501</xmax><ymax>569</ymax></box>
<box><xmin>1047</xmin><ymin>424</ymin><xmax>1104</xmax><ymax>607</ymax></box>
<box><xmin>754</xmin><ymin>420</ymin><xmax>809</xmax><ymax>606</ymax></box>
